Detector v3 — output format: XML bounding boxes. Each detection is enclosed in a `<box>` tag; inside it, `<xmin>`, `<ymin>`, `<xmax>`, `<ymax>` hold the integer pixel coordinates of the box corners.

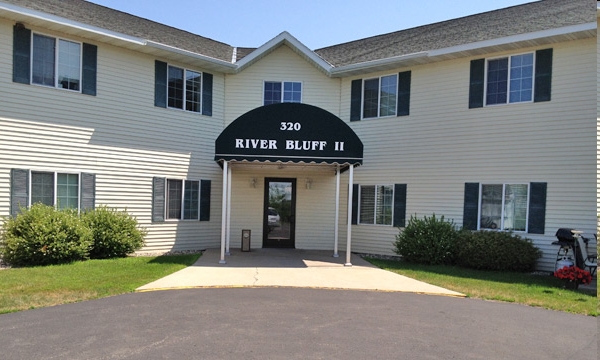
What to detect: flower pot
<box><xmin>564</xmin><ymin>280</ymin><xmax>579</xmax><ymax>290</ymax></box>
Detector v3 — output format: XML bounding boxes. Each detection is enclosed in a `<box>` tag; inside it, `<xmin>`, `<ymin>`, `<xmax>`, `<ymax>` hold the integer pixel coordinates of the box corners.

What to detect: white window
<box><xmin>359</xmin><ymin>185</ymin><xmax>394</xmax><ymax>225</ymax></box>
<box><xmin>479</xmin><ymin>184</ymin><xmax>528</xmax><ymax>231</ymax></box>
<box><xmin>30</xmin><ymin>171</ymin><xmax>79</xmax><ymax>210</ymax></box>
<box><xmin>166</xmin><ymin>179</ymin><xmax>200</xmax><ymax>220</ymax></box>
<box><xmin>486</xmin><ymin>53</ymin><xmax>534</xmax><ymax>105</ymax></box>
<box><xmin>264</xmin><ymin>81</ymin><xmax>302</xmax><ymax>105</ymax></box>
<box><xmin>363</xmin><ymin>74</ymin><xmax>397</xmax><ymax>118</ymax></box>
<box><xmin>168</xmin><ymin>65</ymin><xmax>202</xmax><ymax>112</ymax></box>
<box><xmin>32</xmin><ymin>33</ymin><xmax>81</xmax><ymax>91</ymax></box>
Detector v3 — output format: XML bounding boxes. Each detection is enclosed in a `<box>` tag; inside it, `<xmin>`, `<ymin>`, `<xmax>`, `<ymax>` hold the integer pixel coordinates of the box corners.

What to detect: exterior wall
<box><xmin>0</xmin><ymin>19</ymin><xmax>224</xmax><ymax>252</ymax></box>
<box><xmin>224</xmin><ymin>45</ymin><xmax>341</xmax><ymax>124</ymax></box>
<box><xmin>342</xmin><ymin>38</ymin><xmax>597</xmax><ymax>271</ymax></box>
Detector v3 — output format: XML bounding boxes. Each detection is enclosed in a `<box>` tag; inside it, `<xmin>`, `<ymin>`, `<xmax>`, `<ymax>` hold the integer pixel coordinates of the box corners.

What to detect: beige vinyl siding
<box><xmin>0</xmin><ymin>19</ymin><xmax>223</xmax><ymax>252</ymax></box>
<box><xmin>227</xmin><ymin>165</ymin><xmax>349</xmax><ymax>250</ymax></box>
<box><xmin>224</xmin><ymin>45</ymin><xmax>341</xmax><ymax>125</ymax></box>
<box><xmin>342</xmin><ymin>38</ymin><xmax>597</xmax><ymax>270</ymax></box>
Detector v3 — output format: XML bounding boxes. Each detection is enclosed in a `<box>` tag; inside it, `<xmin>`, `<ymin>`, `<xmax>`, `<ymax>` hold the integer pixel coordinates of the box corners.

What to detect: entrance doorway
<box><xmin>263</xmin><ymin>178</ymin><xmax>296</xmax><ymax>248</ymax></box>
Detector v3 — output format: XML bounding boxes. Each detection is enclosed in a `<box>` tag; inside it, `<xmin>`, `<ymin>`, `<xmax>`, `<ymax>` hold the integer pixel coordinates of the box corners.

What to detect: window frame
<box><xmin>484</xmin><ymin>52</ymin><xmax>535</xmax><ymax>106</ymax></box>
<box><xmin>477</xmin><ymin>183</ymin><xmax>530</xmax><ymax>232</ymax></box>
<box><xmin>358</xmin><ymin>184</ymin><xmax>394</xmax><ymax>226</ymax></box>
<box><xmin>263</xmin><ymin>81</ymin><xmax>302</xmax><ymax>105</ymax></box>
<box><xmin>165</xmin><ymin>178</ymin><xmax>201</xmax><ymax>221</ymax></box>
<box><xmin>30</xmin><ymin>32</ymin><xmax>82</xmax><ymax>92</ymax></box>
<box><xmin>361</xmin><ymin>74</ymin><xmax>398</xmax><ymax>119</ymax></box>
<box><xmin>167</xmin><ymin>64</ymin><xmax>203</xmax><ymax>113</ymax></box>
<box><xmin>29</xmin><ymin>170</ymin><xmax>81</xmax><ymax>210</ymax></box>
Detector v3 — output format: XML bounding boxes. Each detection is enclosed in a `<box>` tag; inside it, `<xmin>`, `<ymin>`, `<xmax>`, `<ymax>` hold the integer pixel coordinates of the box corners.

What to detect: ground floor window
<box><xmin>166</xmin><ymin>179</ymin><xmax>200</xmax><ymax>220</ymax></box>
<box><xmin>31</xmin><ymin>171</ymin><xmax>79</xmax><ymax>210</ymax></box>
<box><xmin>480</xmin><ymin>183</ymin><xmax>528</xmax><ymax>231</ymax></box>
<box><xmin>359</xmin><ymin>185</ymin><xmax>394</xmax><ymax>225</ymax></box>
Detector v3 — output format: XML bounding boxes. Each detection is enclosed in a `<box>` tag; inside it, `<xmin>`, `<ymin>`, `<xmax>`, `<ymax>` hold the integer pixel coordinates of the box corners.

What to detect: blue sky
<box><xmin>88</xmin><ymin>0</ymin><xmax>536</xmax><ymax>49</ymax></box>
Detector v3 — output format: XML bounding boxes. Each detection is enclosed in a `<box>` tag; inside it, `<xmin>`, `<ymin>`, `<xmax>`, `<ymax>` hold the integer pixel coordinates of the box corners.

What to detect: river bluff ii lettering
<box><xmin>235</xmin><ymin>139</ymin><xmax>338</xmax><ymax>151</ymax></box>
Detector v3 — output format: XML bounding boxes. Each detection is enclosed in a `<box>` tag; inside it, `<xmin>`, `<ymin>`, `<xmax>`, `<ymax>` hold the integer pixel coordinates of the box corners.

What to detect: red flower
<box><xmin>554</xmin><ymin>266</ymin><xmax>592</xmax><ymax>285</ymax></box>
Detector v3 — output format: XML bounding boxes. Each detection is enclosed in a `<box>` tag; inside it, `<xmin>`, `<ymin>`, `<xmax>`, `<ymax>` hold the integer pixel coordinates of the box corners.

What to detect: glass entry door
<box><xmin>263</xmin><ymin>178</ymin><xmax>296</xmax><ymax>248</ymax></box>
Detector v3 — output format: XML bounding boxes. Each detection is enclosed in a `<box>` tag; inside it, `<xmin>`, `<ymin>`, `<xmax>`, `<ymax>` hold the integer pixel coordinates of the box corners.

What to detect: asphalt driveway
<box><xmin>0</xmin><ymin>288</ymin><xmax>596</xmax><ymax>359</ymax></box>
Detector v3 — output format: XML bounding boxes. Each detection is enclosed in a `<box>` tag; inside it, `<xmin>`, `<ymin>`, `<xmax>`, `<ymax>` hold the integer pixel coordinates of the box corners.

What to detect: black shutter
<box><xmin>81</xmin><ymin>43</ymin><xmax>97</xmax><ymax>96</ymax></box>
<box><xmin>154</xmin><ymin>60</ymin><xmax>167</xmax><ymax>108</ymax></box>
<box><xmin>80</xmin><ymin>173</ymin><xmax>96</xmax><ymax>211</ymax></box>
<box><xmin>468</xmin><ymin>59</ymin><xmax>485</xmax><ymax>109</ymax></box>
<box><xmin>397</xmin><ymin>71</ymin><xmax>411</xmax><ymax>116</ymax></box>
<box><xmin>528</xmin><ymin>182</ymin><xmax>547</xmax><ymax>234</ymax></box>
<box><xmin>393</xmin><ymin>184</ymin><xmax>407</xmax><ymax>227</ymax></box>
<box><xmin>351</xmin><ymin>184</ymin><xmax>359</xmax><ymax>224</ymax></box>
<box><xmin>152</xmin><ymin>177</ymin><xmax>166</xmax><ymax>222</ymax></box>
<box><xmin>13</xmin><ymin>24</ymin><xmax>31</xmax><ymax>84</ymax></box>
<box><xmin>350</xmin><ymin>79</ymin><xmax>362</xmax><ymax>121</ymax></box>
<box><xmin>200</xmin><ymin>179</ymin><xmax>211</xmax><ymax>221</ymax></box>
<box><xmin>463</xmin><ymin>183</ymin><xmax>479</xmax><ymax>230</ymax></box>
<box><xmin>202</xmin><ymin>72</ymin><xmax>213</xmax><ymax>116</ymax></box>
<box><xmin>10</xmin><ymin>169</ymin><xmax>29</xmax><ymax>217</ymax></box>
<box><xmin>534</xmin><ymin>49</ymin><xmax>552</xmax><ymax>103</ymax></box>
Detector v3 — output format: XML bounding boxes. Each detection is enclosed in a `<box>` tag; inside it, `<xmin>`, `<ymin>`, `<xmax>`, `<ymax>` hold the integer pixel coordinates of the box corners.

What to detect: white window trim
<box><xmin>483</xmin><ymin>51</ymin><xmax>536</xmax><ymax>107</ymax></box>
<box><xmin>477</xmin><ymin>183</ymin><xmax>530</xmax><ymax>232</ymax></box>
<box><xmin>361</xmin><ymin>74</ymin><xmax>398</xmax><ymax>119</ymax></box>
<box><xmin>30</xmin><ymin>32</ymin><xmax>83</xmax><ymax>93</ymax></box>
<box><xmin>263</xmin><ymin>80</ymin><xmax>303</xmax><ymax>105</ymax></box>
<box><xmin>358</xmin><ymin>184</ymin><xmax>395</xmax><ymax>226</ymax></box>
<box><xmin>166</xmin><ymin>64</ymin><xmax>203</xmax><ymax>113</ymax></box>
<box><xmin>28</xmin><ymin>170</ymin><xmax>82</xmax><ymax>211</ymax></box>
<box><xmin>165</xmin><ymin>178</ymin><xmax>201</xmax><ymax>221</ymax></box>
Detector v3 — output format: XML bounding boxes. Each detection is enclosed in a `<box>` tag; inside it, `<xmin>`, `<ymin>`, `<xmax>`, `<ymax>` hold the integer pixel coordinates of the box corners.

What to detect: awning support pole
<box><xmin>333</xmin><ymin>165</ymin><xmax>340</xmax><ymax>258</ymax></box>
<box><xmin>345</xmin><ymin>165</ymin><xmax>354</xmax><ymax>266</ymax></box>
<box><xmin>219</xmin><ymin>161</ymin><xmax>228</xmax><ymax>264</ymax></box>
<box><xmin>225</xmin><ymin>165</ymin><xmax>232</xmax><ymax>255</ymax></box>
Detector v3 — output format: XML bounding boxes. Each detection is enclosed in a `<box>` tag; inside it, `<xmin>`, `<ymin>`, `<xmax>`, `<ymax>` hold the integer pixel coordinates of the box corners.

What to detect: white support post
<box><xmin>225</xmin><ymin>165</ymin><xmax>232</xmax><ymax>255</ymax></box>
<box><xmin>333</xmin><ymin>165</ymin><xmax>340</xmax><ymax>258</ymax></box>
<box><xmin>345</xmin><ymin>165</ymin><xmax>354</xmax><ymax>266</ymax></box>
<box><xmin>219</xmin><ymin>161</ymin><xmax>228</xmax><ymax>264</ymax></box>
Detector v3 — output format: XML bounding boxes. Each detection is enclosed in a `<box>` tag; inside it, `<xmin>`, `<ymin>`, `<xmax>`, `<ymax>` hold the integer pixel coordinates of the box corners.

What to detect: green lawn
<box><xmin>0</xmin><ymin>254</ymin><xmax>200</xmax><ymax>314</ymax></box>
<box><xmin>366</xmin><ymin>258</ymin><xmax>598</xmax><ymax>316</ymax></box>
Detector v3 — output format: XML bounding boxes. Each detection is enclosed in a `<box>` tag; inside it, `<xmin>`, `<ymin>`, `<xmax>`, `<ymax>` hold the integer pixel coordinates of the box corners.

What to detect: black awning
<box><xmin>215</xmin><ymin>103</ymin><xmax>363</xmax><ymax>168</ymax></box>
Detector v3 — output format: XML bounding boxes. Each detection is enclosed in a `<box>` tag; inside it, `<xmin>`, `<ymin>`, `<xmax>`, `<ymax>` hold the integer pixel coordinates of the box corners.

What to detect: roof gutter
<box><xmin>145</xmin><ymin>41</ymin><xmax>237</xmax><ymax>71</ymax></box>
<box><xmin>329</xmin><ymin>51</ymin><xmax>428</xmax><ymax>76</ymax></box>
<box><xmin>0</xmin><ymin>2</ymin><xmax>146</xmax><ymax>45</ymax></box>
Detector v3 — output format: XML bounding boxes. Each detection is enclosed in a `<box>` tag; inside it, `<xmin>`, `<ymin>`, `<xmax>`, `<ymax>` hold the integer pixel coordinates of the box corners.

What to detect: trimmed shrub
<box><xmin>0</xmin><ymin>204</ymin><xmax>92</xmax><ymax>266</ymax></box>
<box><xmin>82</xmin><ymin>205</ymin><xmax>146</xmax><ymax>259</ymax></box>
<box><xmin>456</xmin><ymin>230</ymin><xmax>541</xmax><ymax>272</ymax></box>
<box><xmin>393</xmin><ymin>214</ymin><xmax>459</xmax><ymax>265</ymax></box>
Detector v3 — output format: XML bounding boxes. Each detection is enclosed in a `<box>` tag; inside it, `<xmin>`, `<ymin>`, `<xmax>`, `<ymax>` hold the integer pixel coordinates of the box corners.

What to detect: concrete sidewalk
<box><xmin>136</xmin><ymin>248</ymin><xmax>465</xmax><ymax>297</ymax></box>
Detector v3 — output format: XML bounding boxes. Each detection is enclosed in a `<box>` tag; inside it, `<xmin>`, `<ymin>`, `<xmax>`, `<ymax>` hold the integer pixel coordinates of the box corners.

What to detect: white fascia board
<box><xmin>429</xmin><ymin>23</ymin><xmax>597</xmax><ymax>57</ymax></box>
<box><xmin>0</xmin><ymin>2</ymin><xmax>145</xmax><ymax>45</ymax></box>
<box><xmin>145</xmin><ymin>41</ymin><xmax>236</xmax><ymax>71</ymax></box>
<box><xmin>235</xmin><ymin>31</ymin><xmax>333</xmax><ymax>72</ymax></box>
<box><xmin>329</xmin><ymin>52</ymin><xmax>428</xmax><ymax>76</ymax></box>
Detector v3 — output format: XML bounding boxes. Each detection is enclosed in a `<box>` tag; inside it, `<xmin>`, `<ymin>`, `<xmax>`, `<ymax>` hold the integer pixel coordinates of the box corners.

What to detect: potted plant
<box><xmin>553</xmin><ymin>266</ymin><xmax>592</xmax><ymax>290</ymax></box>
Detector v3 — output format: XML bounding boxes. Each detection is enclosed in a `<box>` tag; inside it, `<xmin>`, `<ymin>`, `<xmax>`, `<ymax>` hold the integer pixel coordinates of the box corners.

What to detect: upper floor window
<box><xmin>168</xmin><ymin>65</ymin><xmax>202</xmax><ymax>112</ymax></box>
<box><xmin>363</xmin><ymin>75</ymin><xmax>397</xmax><ymax>118</ymax></box>
<box><xmin>264</xmin><ymin>81</ymin><xmax>302</xmax><ymax>105</ymax></box>
<box><xmin>154</xmin><ymin>60</ymin><xmax>212</xmax><ymax>115</ymax></box>
<box><xmin>486</xmin><ymin>53</ymin><xmax>533</xmax><ymax>105</ymax></box>
<box><xmin>469</xmin><ymin>49</ymin><xmax>552</xmax><ymax>109</ymax></box>
<box><xmin>359</xmin><ymin>185</ymin><xmax>394</xmax><ymax>226</ymax></box>
<box><xmin>32</xmin><ymin>33</ymin><xmax>81</xmax><ymax>91</ymax></box>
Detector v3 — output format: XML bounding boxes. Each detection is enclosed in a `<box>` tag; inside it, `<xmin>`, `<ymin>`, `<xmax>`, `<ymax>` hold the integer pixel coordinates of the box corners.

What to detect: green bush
<box><xmin>0</xmin><ymin>204</ymin><xmax>92</xmax><ymax>266</ymax></box>
<box><xmin>456</xmin><ymin>230</ymin><xmax>541</xmax><ymax>272</ymax></box>
<box><xmin>393</xmin><ymin>214</ymin><xmax>459</xmax><ymax>265</ymax></box>
<box><xmin>82</xmin><ymin>206</ymin><xmax>146</xmax><ymax>259</ymax></box>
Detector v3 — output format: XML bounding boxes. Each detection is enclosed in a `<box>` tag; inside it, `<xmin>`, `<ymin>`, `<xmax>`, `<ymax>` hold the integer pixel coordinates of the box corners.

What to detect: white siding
<box><xmin>342</xmin><ymin>38</ymin><xmax>597</xmax><ymax>270</ymax></box>
<box><xmin>0</xmin><ymin>19</ymin><xmax>224</xmax><ymax>252</ymax></box>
